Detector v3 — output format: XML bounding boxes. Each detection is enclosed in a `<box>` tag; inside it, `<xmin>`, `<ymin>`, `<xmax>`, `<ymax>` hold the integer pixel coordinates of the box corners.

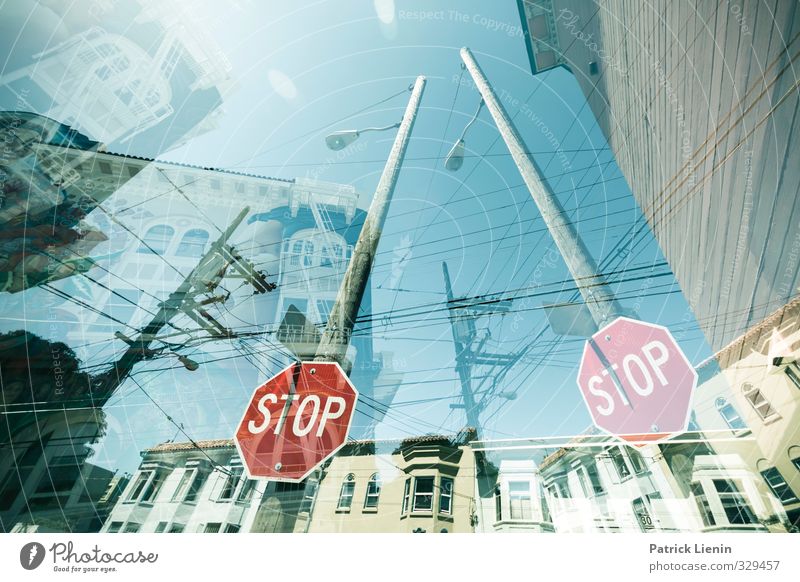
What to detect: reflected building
<box><xmin>472</xmin><ymin>431</ymin><xmax>790</xmax><ymax>534</ymax></box>
<box><xmin>102</xmin><ymin>432</ymin><xmax>478</xmax><ymax>534</ymax></box>
<box><xmin>691</xmin><ymin>296</ymin><xmax>800</xmax><ymax>530</ymax></box>
<box><xmin>0</xmin><ymin>112</ymin><xmax>142</xmax><ymax>293</ymax></box>
<box><xmin>0</xmin><ymin>0</ymin><xmax>233</xmax><ymax>154</ymax></box>
<box><xmin>0</xmin><ymin>332</ymin><xmax>127</xmax><ymax>532</ymax></box>
<box><xmin>101</xmin><ymin>439</ymin><xmax>298</xmax><ymax>534</ymax></box>
<box><xmin>59</xmin><ymin>159</ymin><xmax>402</xmax><ymax>438</ymax></box>
<box><xmin>295</xmin><ymin>431</ymin><xmax>477</xmax><ymax>533</ymax></box>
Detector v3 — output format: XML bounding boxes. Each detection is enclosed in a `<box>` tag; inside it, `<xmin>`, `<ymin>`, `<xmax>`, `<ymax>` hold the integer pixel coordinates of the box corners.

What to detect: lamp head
<box><xmin>325</xmin><ymin>130</ymin><xmax>360</xmax><ymax>151</ymax></box>
<box><xmin>445</xmin><ymin>139</ymin><xmax>465</xmax><ymax>171</ymax></box>
<box><xmin>178</xmin><ymin>355</ymin><xmax>200</xmax><ymax>371</ymax></box>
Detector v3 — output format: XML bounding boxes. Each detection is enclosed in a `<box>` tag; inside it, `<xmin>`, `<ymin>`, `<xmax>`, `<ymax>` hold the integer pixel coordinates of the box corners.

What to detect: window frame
<box><xmin>713</xmin><ymin>479</ymin><xmax>758</xmax><ymax>526</ymax></box>
<box><xmin>411</xmin><ymin>476</ymin><xmax>435</xmax><ymax>513</ymax></box>
<box><xmin>628</xmin><ymin>448</ymin><xmax>647</xmax><ymax>475</ymax></box>
<box><xmin>609</xmin><ymin>447</ymin><xmax>632</xmax><ymax>481</ymax></box>
<box><xmin>138</xmin><ymin>224</ymin><xmax>174</xmax><ymax>255</ymax></box>
<box><xmin>401</xmin><ymin>478</ymin><xmax>411</xmax><ymax>514</ymax></box>
<box><xmin>507</xmin><ymin>480</ymin><xmax>532</xmax><ymax>520</ymax></box>
<box><xmin>760</xmin><ymin>467</ymin><xmax>799</xmax><ymax>505</ymax></box>
<box><xmin>632</xmin><ymin>495</ymin><xmax>658</xmax><ymax>532</ymax></box>
<box><xmin>690</xmin><ymin>482</ymin><xmax>716</xmax><ymax>527</ymax></box>
<box><xmin>439</xmin><ymin>477</ymin><xmax>454</xmax><ymax>516</ymax></box>
<box><xmin>742</xmin><ymin>383</ymin><xmax>780</xmax><ymax>422</ymax></box>
<box><xmin>716</xmin><ymin>397</ymin><xmax>747</xmax><ymax>430</ymax></box>
<box><xmin>171</xmin><ymin>468</ymin><xmax>197</xmax><ymax>502</ymax></box>
<box><xmin>785</xmin><ymin>364</ymin><xmax>800</xmax><ymax>390</ymax></box>
<box><xmin>124</xmin><ymin>469</ymin><xmax>154</xmax><ymax>503</ymax></box>
<box><xmin>363</xmin><ymin>473</ymin><xmax>381</xmax><ymax>510</ymax></box>
<box><xmin>217</xmin><ymin>465</ymin><xmax>243</xmax><ymax>502</ymax></box>
<box><xmin>175</xmin><ymin>228</ymin><xmax>209</xmax><ymax>258</ymax></box>
<box><xmin>336</xmin><ymin>473</ymin><xmax>355</xmax><ymax>510</ymax></box>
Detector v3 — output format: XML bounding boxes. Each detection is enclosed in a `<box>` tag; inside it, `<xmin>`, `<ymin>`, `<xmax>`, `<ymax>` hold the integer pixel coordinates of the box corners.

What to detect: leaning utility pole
<box><xmin>442</xmin><ymin>262</ymin><xmax>520</xmax><ymax>436</ymax></box>
<box><xmin>314</xmin><ymin>75</ymin><xmax>427</xmax><ymax>371</ymax></box>
<box><xmin>460</xmin><ymin>47</ymin><xmax>624</xmax><ymax>328</ymax></box>
<box><xmin>442</xmin><ymin>262</ymin><xmax>480</xmax><ymax>431</ymax></box>
<box><xmin>91</xmin><ymin>206</ymin><xmax>270</xmax><ymax>402</ymax></box>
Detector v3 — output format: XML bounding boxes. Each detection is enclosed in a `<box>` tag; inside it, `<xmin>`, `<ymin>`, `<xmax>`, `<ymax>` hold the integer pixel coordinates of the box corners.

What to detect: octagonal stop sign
<box><xmin>235</xmin><ymin>361</ymin><xmax>358</xmax><ymax>481</ymax></box>
<box><xmin>577</xmin><ymin>317</ymin><xmax>697</xmax><ymax>443</ymax></box>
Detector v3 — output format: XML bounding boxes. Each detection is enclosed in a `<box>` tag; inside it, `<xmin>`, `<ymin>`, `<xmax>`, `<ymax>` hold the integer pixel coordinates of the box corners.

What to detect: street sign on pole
<box><xmin>577</xmin><ymin>317</ymin><xmax>697</xmax><ymax>444</ymax></box>
<box><xmin>235</xmin><ymin>361</ymin><xmax>358</xmax><ymax>481</ymax></box>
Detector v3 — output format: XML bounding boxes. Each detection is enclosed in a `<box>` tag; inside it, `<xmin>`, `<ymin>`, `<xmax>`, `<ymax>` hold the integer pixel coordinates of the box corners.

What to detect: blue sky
<box><xmin>1</xmin><ymin>0</ymin><xmax>714</xmax><ymax>473</ymax></box>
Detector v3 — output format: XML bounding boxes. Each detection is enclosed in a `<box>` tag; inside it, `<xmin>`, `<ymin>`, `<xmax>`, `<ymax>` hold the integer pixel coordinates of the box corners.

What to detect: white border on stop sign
<box><xmin>575</xmin><ymin>316</ymin><xmax>698</xmax><ymax>445</ymax></box>
<box><xmin>234</xmin><ymin>360</ymin><xmax>360</xmax><ymax>482</ymax></box>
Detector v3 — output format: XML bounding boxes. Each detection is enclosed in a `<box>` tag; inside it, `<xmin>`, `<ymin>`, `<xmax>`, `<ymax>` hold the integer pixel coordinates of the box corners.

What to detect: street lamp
<box><xmin>444</xmin><ymin>99</ymin><xmax>483</xmax><ymax>171</ymax></box>
<box><xmin>325</xmin><ymin>122</ymin><xmax>401</xmax><ymax>151</ymax></box>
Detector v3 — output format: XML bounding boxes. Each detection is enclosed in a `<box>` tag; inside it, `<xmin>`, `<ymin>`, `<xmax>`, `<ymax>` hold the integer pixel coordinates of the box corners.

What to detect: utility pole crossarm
<box><xmin>90</xmin><ymin>207</ymin><xmax>253</xmax><ymax>402</ymax></box>
<box><xmin>442</xmin><ymin>262</ymin><xmax>482</xmax><ymax>434</ymax></box>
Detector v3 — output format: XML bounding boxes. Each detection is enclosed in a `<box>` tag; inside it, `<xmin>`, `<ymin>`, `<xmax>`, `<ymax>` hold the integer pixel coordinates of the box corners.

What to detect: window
<box><xmin>218</xmin><ymin>466</ymin><xmax>243</xmax><ymax>501</ymax></box>
<box><xmin>139</xmin><ymin>224</ymin><xmax>174</xmax><ymax>254</ymax></box>
<box><xmin>175</xmin><ymin>229</ymin><xmax>209</xmax><ymax>257</ymax></box>
<box><xmin>320</xmin><ymin>245</ymin><xmax>333</xmax><ymax>268</ymax></box>
<box><xmin>628</xmin><ymin>449</ymin><xmax>647</xmax><ymax>474</ymax></box>
<box><xmin>785</xmin><ymin>364</ymin><xmax>800</xmax><ymax>390</ymax></box>
<box><xmin>713</xmin><ymin>479</ymin><xmax>757</xmax><ymax>525</ymax></box>
<box><xmin>337</xmin><ymin>474</ymin><xmax>355</xmax><ymax>509</ymax></box>
<box><xmin>125</xmin><ymin>470</ymin><xmax>152</xmax><ymax>502</ymax></box>
<box><xmin>140</xmin><ymin>471</ymin><xmax>166</xmax><ymax>503</ymax></box>
<box><xmin>204</xmin><ymin>522</ymin><xmax>222</xmax><ymax>533</ymax></box>
<box><xmin>401</xmin><ymin>478</ymin><xmax>411</xmax><ymax>514</ymax></box>
<box><xmin>716</xmin><ymin>397</ymin><xmax>747</xmax><ymax>430</ymax></box>
<box><xmin>185</xmin><ymin>471</ymin><xmax>206</xmax><ymax>502</ymax></box>
<box><xmin>154</xmin><ymin>522</ymin><xmax>168</xmax><ymax>533</ymax></box>
<box><xmin>364</xmin><ymin>473</ymin><xmax>381</xmax><ymax>509</ymax></box>
<box><xmin>760</xmin><ymin>467</ymin><xmax>799</xmax><ymax>504</ymax></box>
<box><xmin>106</xmin><ymin>521</ymin><xmax>123</xmax><ymax>533</ymax></box>
<box><xmin>289</xmin><ymin>240</ymin><xmax>304</xmax><ymax>266</ymax></box>
<box><xmin>632</xmin><ymin>497</ymin><xmax>657</xmax><ymax>532</ymax></box>
<box><xmin>172</xmin><ymin>468</ymin><xmax>196</xmax><ymax>502</ymax></box>
<box><xmin>439</xmin><ymin>477</ymin><xmax>453</xmax><ymax>515</ymax></box>
<box><xmin>303</xmin><ymin>241</ymin><xmax>314</xmax><ymax>266</ymax></box>
<box><xmin>585</xmin><ymin>463</ymin><xmax>605</xmax><ymax>495</ymax></box>
<box><xmin>545</xmin><ymin>477</ymin><xmax>570</xmax><ymax>499</ymax></box>
<box><xmin>168</xmin><ymin>523</ymin><xmax>184</xmax><ymax>533</ymax></box>
<box><xmin>609</xmin><ymin>447</ymin><xmax>631</xmax><ymax>480</ymax></box>
<box><xmin>691</xmin><ymin>482</ymin><xmax>716</xmax><ymax>527</ymax></box>
<box><xmin>123</xmin><ymin>522</ymin><xmax>141</xmax><ymax>533</ymax></box>
<box><xmin>412</xmin><ymin>477</ymin><xmax>434</xmax><ymax>512</ymax></box>
<box><xmin>508</xmin><ymin>481</ymin><xmax>532</xmax><ymax>520</ymax></box>
<box><xmin>742</xmin><ymin>383</ymin><xmax>779</xmax><ymax>421</ymax></box>
<box><xmin>300</xmin><ymin>479</ymin><xmax>318</xmax><ymax>514</ymax></box>
<box><xmin>494</xmin><ymin>486</ymin><xmax>502</xmax><ymax>522</ymax></box>
<box><xmin>793</xmin><ymin>456</ymin><xmax>800</xmax><ymax>474</ymax></box>
<box><xmin>237</xmin><ymin>479</ymin><xmax>256</xmax><ymax>503</ymax></box>
<box><xmin>223</xmin><ymin>524</ymin><xmax>241</xmax><ymax>533</ymax></box>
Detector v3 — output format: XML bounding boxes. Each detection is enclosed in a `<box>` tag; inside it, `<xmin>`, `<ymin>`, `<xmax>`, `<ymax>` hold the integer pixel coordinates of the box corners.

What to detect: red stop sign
<box><xmin>235</xmin><ymin>361</ymin><xmax>358</xmax><ymax>481</ymax></box>
<box><xmin>577</xmin><ymin>317</ymin><xmax>697</xmax><ymax>443</ymax></box>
